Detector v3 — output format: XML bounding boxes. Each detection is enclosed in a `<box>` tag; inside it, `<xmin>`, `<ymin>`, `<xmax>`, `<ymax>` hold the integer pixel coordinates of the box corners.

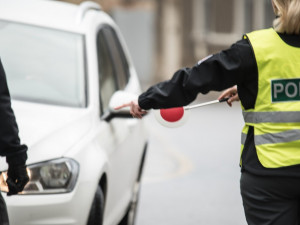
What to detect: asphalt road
<box><xmin>136</xmin><ymin>94</ymin><xmax>248</xmax><ymax>225</ymax></box>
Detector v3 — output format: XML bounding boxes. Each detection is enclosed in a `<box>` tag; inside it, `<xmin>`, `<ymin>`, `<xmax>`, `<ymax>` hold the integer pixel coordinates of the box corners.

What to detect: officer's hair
<box><xmin>272</xmin><ymin>0</ymin><xmax>300</xmax><ymax>34</ymax></box>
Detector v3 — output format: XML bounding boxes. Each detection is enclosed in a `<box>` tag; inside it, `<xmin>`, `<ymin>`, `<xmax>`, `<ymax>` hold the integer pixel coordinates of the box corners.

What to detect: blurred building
<box><xmin>156</xmin><ymin>0</ymin><xmax>274</xmax><ymax>81</ymax></box>
<box><xmin>60</xmin><ymin>0</ymin><xmax>274</xmax><ymax>84</ymax></box>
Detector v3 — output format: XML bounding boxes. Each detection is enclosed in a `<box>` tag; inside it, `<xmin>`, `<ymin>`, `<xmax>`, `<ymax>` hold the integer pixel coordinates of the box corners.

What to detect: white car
<box><xmin>0</xmin><ymin>0</ymin><xmax>148</xmax><ymax>225</ymax></box>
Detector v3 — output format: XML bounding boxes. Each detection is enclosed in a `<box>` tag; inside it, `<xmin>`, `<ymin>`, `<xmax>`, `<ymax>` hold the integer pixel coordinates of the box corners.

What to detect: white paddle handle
<box><xmin>184</xmin><ymin>98</ymin><xmax>229</xmax><ymax>110</ymax></box>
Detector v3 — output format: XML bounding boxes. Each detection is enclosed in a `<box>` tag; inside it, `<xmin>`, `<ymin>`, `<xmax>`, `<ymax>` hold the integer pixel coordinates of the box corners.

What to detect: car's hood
<box><xmin>0</xmin><ymin>100</ymin><xmax>93</xmax><ymax>169</ymax></box>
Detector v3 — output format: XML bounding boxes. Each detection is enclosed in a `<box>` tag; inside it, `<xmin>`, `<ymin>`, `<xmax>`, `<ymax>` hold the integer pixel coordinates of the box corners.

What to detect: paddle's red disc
<box><xmin>160</xmin><ymin>107</ymin><xmax>184</xmax><ymax>122</ymax></box>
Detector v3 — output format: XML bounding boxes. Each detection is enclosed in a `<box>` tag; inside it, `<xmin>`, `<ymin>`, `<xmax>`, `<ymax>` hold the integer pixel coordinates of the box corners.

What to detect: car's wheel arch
<box><xmin>99</xmin><ymin>173</ymin><xmax>108</xmax><ymax>209</ymax></box>
<box><xmin>86</xmin><ymin>172</ymin><xmax>108</xmax><ymax>225</ymax></box>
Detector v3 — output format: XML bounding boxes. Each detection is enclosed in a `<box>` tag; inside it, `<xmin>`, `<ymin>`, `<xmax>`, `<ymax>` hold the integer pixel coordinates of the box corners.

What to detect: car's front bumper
<box><xmin>3</xmin><ymin>181</ymin><xmax>95</xmax><ymax>225</ymax></box>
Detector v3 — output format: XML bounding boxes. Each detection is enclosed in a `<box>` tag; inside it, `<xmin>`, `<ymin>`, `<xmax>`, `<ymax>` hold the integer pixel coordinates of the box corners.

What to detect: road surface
<box><xmin>136</xmin><ymin>94</ymin><xmax>247</xmax><ymax>225</ymax></box>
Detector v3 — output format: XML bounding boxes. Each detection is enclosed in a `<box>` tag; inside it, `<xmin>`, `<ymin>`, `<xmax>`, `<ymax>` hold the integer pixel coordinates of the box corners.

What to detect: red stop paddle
<box><xmin>154</xmin><ymin>98</ymin><xmax>229</xmax><ymax>128</ymax></box>
<box><xmin>160</xmin><ymin>107</ymin><xmax>185</xmax><ymax>122</ymax></box>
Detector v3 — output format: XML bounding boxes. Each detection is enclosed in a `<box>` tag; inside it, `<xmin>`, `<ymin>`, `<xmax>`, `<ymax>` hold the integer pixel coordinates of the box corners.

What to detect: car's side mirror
<box><xmin>101</xmin><ymin>90</ymin><xmax>138</xmax><ymax>122</ymax></box>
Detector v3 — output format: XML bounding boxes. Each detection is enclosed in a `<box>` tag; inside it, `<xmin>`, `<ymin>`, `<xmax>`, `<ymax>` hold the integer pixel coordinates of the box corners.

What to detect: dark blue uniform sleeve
<box><xmin>138</xmin><ymin>39</ymin><xmax>257</xmax><ymax>110</ymax></box>
<box><xmin>0</xmin><ymin>59</ymin><xmax>27</xmax><ymax>166</ymax></box>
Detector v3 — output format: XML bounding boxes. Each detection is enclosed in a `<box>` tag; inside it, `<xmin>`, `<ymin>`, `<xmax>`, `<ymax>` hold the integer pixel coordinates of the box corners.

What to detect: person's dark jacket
<box><xmin>0</xmin><ymin>59</ymin><xmax>27</xmax><ymax>167</ymax></box>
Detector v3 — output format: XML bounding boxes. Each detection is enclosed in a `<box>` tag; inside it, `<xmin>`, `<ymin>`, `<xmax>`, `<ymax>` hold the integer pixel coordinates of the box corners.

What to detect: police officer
<box><xmin>116</xmin><ymin>0</ymin><xmax>300</xmax><ymax>224</ymax></box>
<box><xmin>0</xmin><ymin>59</ymin><xmax>29</xmax><ymax>224</ymax></box>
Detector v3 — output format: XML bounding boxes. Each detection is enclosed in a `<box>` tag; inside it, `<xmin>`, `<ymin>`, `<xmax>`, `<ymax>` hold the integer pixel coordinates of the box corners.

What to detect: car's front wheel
<box><xmin>87</xmin><ymin>186</ymin><xmax>104</xmax><ymax>225</ymax></box>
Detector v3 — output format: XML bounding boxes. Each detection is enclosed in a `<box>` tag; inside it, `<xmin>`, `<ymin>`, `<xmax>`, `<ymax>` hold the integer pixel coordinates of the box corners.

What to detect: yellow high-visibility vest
<box><xmin>241</xmin><ymin>28</ymin><xmax>300</xmax><ymax>168</ymax></box>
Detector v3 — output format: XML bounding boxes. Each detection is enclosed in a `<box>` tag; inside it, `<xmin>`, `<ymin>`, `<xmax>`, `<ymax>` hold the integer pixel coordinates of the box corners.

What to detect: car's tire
<box><xmin>87</xmin><ymin>186</ymin><xmax>104</xmax><ymax>225</ymax></box>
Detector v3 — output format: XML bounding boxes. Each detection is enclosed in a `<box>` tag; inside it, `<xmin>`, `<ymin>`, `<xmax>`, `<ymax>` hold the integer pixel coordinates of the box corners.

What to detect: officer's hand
<box><xmin>6</xmin><ymin>165</ymin><xmax>29</xmax><ymax>196</ymax></box>
<box><xmin>218</xmin><ymin>85</ymin><xmax>240</xmax><ymax>107</ymax></box>
<box><xmin>114</xmin><ymin>99</ymin><xmax>147</xmax><ymax>119</ymax></box>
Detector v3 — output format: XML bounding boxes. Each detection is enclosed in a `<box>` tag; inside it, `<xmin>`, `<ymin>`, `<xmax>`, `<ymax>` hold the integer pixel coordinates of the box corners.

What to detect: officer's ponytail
<box><xmin>272</xmin><ymin>0</ymin><xmax>300</xmax><ymax>34</ymax></box>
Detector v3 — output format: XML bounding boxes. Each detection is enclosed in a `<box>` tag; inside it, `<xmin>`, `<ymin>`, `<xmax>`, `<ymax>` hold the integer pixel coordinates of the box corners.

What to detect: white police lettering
<box><xmin>285</xmin><ymin>82</ymin><xmax>297</xmax><ymax>98</ymax></box>
<box><xmin>273</xmin><ymin>83</ymin><xmax>284</xmax><ymax>98</ymax></box>
<box><xmin>271</xmin><ymin>78</ymin><xmax>300</xmax><ymax>102</ymax></box>
<box><xmin>197</xmin><ymin>55</ymin><xmax>213</xmax><ymax>65</ymax></box>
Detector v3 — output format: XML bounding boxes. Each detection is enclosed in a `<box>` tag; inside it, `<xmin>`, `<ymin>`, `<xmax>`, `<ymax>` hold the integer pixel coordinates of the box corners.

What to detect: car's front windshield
<box><xmin>0</xmin><ymin>20</ymin><xmax>86</xmax><ymax>107</ymax></box>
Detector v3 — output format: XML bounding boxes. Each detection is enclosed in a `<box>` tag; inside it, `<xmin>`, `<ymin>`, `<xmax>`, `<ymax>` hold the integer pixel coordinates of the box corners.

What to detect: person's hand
<box><xmin>6</xmin><ymin>165</ymin><xmax>29</xmax><ymax>196</ymax></box>
<box><xmin>218</xmin><ymin>85</ymin><xmax>239</xmax><ymax>107</ymax></box>
<box><xmin>114</xmin><ymin>99</ymin><xmax>147</xmax><ymax>119</ymax></box>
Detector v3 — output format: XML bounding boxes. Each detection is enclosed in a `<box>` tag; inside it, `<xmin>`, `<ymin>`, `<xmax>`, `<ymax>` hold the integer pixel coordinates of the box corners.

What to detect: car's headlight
<box><xmin>0</xmin><ymin>158</ymin><xmax>79</xmax><ymax>194</ymax></box>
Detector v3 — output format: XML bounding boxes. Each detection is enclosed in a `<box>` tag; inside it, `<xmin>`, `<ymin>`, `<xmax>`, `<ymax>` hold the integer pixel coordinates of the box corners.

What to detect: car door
<box><xmin>96</xmin><ymin>25</ymin><xmax>142</xmax><ymax>223</ymax></box>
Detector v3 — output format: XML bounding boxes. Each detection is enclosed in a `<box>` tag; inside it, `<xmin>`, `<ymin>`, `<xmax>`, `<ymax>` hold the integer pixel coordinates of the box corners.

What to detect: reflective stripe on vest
<box><xmin>242</xmin><ymin>28</ymin><xmax>300</xmax><ymax>168</ymax></box>
<box><xmin>255</xmin><ymin>129</ymin><xmax>300</xmax><ymax>145</ymax></box>
<box><xmin>241</xmin><ymin>132</ymin><xmax>247</xmax><ymax>145</ymax></box>
<box><xmin>243</xmin><ymin>111</ymin><xmax>300</xmax><ymax>123</ymax></box>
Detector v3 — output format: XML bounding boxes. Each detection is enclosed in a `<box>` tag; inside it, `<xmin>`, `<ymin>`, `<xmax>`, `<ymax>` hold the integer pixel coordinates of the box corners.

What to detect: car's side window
<box><xmin>97</xmin><ymin>29</ymin><xmax>118</xmax><ymax>115</ymax></box>
<box><xmin>102</xmin><ymin>27</ymin><xmax>129</xmax><ymax>90</ymax></box>
<box><xmin>97</xmin><ymin>25</ymin><xmax>130</xmax><ymax>116</ymax></box>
